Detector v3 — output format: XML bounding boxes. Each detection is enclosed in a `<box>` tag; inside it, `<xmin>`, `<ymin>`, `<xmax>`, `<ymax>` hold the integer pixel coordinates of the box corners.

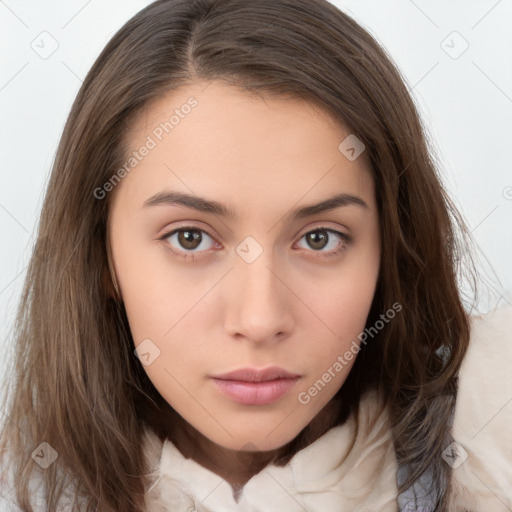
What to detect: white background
<box><xmin>1</xmin><ymin>0</ymin><xmax>511</xmax><ymax>384</ymax></box>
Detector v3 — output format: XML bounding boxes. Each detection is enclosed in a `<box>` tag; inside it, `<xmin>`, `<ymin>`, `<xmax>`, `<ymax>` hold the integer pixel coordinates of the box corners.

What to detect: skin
<box><xmin>107</xmin><ymin>79</ymin><xmax>381</xmax><ymax>494</ymax></box>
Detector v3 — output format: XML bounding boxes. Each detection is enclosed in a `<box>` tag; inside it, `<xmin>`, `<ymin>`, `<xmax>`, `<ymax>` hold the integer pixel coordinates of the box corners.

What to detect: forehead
<box><xmin>114</xmin><ymin>80</ymin><xmax>375</xmax><ymax>214</ymax></box>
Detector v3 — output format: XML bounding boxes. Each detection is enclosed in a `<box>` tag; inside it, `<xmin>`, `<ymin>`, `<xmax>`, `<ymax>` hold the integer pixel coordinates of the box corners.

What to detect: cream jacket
<box><xmin>143</xmin><ymin>306</ymin><xmax>512</xmax><ymax>512</ymax></box>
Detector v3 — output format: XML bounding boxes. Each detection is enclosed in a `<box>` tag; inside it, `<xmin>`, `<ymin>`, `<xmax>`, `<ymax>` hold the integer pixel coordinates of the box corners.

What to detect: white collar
<box><xmin>144</xmin><ymin>388</ymin><xmax>398</xmax><ymax>511</ymax></box>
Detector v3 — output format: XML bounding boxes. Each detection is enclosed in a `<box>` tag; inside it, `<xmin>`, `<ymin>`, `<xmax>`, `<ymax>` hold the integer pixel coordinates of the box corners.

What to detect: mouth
<box><xmin>210</xmin><ymin>376</ymin><xmax>301</xmax><ymax>406</ymax></box>
<box><xmin>209</xmin><ymin>365</ymin><xmax>302</xmax><ymax>405</ymax></box>
<box><xmin>210</xmin><ymin>365</ymin><xmax>301</xmax><ymax>382</ymax></box>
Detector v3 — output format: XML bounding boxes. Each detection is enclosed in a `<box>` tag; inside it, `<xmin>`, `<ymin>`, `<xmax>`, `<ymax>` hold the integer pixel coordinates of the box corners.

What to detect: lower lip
<box><xmin>211</xmin><ymin>377</ymin><xmax>300</xmax><ymax>405</ymax></box>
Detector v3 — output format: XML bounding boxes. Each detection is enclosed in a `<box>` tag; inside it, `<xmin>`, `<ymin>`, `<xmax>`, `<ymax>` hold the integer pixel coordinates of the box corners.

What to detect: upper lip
<box><xmin>211</xmin><ymin>366</ymin><xmax>301</xmax><ymax>382</ymax></box>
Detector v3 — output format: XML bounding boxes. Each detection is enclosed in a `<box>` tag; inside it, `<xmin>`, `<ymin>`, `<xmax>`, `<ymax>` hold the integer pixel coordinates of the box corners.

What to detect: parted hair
<box><xmin>0</xmin><ymin>1</ymin><xmax>478</xmax><ymax>510</ymax></box>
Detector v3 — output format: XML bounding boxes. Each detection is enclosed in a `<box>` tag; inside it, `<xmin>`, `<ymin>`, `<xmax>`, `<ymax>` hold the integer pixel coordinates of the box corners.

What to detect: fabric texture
<box><xmin>143</xmin><ymin>306</ymin><xmax>512</xmax><ymax>512</ymax></box>
<box><xmin>143</xmin><ymin>386</ymin><xmax>399</xmax><ymax>511</ymax></box>
<box><xmin>446</xmin><ymin>305</ymin><xmax>512</xmax><ymax>511</ymax></box>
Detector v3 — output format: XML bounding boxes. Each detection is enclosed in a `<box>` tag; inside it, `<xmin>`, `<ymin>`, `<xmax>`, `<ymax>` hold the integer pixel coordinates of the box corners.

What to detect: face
<box><xmin>108</xmin><ymin>80</ymin><xmax>380</xmax><ymax>453</ymax></box>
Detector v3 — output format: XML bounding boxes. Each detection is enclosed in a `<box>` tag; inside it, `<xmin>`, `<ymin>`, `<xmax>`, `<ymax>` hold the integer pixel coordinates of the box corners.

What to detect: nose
<box><xmin>223</xmin><ymin>250</ymin><xmax>295</xmax><ymax>345</ymax></box>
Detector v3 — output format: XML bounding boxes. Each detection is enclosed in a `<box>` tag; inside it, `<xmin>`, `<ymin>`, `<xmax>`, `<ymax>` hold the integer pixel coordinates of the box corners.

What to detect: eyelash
<box><xmin>158</xmin><ymin>225</ymin><xmax>351</xmax><ymax>262</ymax></box>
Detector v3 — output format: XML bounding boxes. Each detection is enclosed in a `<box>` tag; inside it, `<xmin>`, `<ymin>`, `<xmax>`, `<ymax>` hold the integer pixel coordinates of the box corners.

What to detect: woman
<box><xmin>1</xmin><ymin>0</ymin><xmax>510</xmax><ymax>511</ymax></box>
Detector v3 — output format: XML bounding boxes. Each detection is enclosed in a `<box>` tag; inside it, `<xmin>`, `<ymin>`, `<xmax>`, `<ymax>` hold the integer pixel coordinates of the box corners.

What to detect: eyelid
<box><xmin>295</xmin><ymin>222</ymin><xmax>351</xmax><ymax>240</ymax></box>
<box><xmin>158</xmin><ymin>223</ymin><xmax>220</xmax><ymax>250</ymax></box>
<box><xmin>157</xmin><ymin>221</ymin><xmax>217</xmax><ymax>242</ymax></box>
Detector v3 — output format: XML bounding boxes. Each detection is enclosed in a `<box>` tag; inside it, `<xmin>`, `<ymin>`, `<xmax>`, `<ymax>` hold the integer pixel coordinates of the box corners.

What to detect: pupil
<box><xmin>179</xmin><ymin>230</ymin><xmax>201</xmax><ymax>249</ymax></box>
<box><xmin>308</xmin><ymin>230</ymin><xmax>327</xmax><ymax>250</ymax></box>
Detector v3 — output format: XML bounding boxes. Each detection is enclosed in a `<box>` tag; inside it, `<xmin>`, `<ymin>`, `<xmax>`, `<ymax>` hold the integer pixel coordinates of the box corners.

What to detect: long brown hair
<box><xmin>0</xmin><ymin>0</ymin><xmax>478</xmax><ymax>510</ymax></box>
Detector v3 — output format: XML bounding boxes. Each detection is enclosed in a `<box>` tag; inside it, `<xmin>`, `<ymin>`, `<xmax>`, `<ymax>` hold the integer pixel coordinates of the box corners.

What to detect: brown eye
<box><xmin>305</xmin><ymin>230</ymin><xmax>329</xmax><ymax>250</ymax></box>
<box><xmin>161</xmin><ymin>226</ymin><xmax>216</xmax><ymax>255</ymax></box>
<box><xmin>177</xmin><ymin>229</ymin><xmax>202</xmax><ymax>250</ymax></box>
<box><xmin>295</xmin><ymin>227</ymin><xmax>351</xmax><ymax>256</ymax></box>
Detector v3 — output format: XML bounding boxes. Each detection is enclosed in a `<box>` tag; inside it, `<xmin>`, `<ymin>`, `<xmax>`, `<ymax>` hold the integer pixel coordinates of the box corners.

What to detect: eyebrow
<box><xmin>143</xmin><ymin>190</ymin><xmax>368</xmax><ymax>221</ymax></box>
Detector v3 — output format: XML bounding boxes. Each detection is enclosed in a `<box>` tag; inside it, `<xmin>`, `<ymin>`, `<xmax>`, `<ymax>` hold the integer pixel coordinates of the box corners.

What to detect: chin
<box><xmin>204</xmin><ymin>422</ymin><xmax>306</xmax><ymax>454</ymax></box>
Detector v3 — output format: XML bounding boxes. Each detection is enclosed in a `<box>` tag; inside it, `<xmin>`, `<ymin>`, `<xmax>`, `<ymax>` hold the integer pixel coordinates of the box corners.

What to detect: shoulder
<box><xmin>141</xmin><ymin>425</ymin><xmax>167</xmax><ymax>495</ymax></box>
<box><xmin>459</xmin><ymin>305</ymin><xmax>512</xmax><ymax>393</ymax></box>
<box><xmin>0</xmin><ymin>459</ymin><xmax>47</xmax><ymax>512</ymax></box>
<box><xmin>449</xmin><ymin>305</ymin><xmax>512</xmax><ymax>511</ymax></box>
<box><xmin>457</xmin><ymin>305</ymin><xmax>512</xmax><ymax>406</ymax></box>
<box><xmin>142</xmin><ymin>425</ymin><xmax>165</xmax><ymax>472</ymax></box>
<box><xmin>467</xmin><ymin>305</ymin><xmax>512</xmax><ymax>357</ymax></box>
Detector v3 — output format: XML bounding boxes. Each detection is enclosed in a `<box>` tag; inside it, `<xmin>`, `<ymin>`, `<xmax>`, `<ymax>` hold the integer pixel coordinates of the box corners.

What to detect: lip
<box><xmin>210</xmin><ymin>366</ymin><xmax>302</xmax><ymax>406</ymax></box>
<box><xmin>211</xmin><ymin>366</ymin><xmax>301</xmax><ymax>382</ymax></box>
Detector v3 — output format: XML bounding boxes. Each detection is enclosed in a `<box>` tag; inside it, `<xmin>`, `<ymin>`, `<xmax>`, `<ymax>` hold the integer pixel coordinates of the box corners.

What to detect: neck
<box><xmin>161</xmin><ymin>397</ymin><xmax>342</xmax><ymax>497</ymax></box>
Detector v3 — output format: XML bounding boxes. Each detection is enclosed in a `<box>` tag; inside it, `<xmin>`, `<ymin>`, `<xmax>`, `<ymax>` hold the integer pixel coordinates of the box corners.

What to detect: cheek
<box><xmin>114</xmin><ymin>239</ymin><xmax>213</xmax><ymax>343</ymax></box>
<box><xmin>295</xmin><ymin>252</ymin><xmax>379</xmax><ymax>367</ymax></box>
<box><xmin>122</xmin><ymin>286</ymin><xmax>214</xmax><ymax>384</ymax></box>
<box><xmin>293</xmin><ymin>269</ymin><xmax>378</xmax><ymax>408</ymax></box>
<box><xmin>302</xmin><ymin>254</ymin><xmax>379</xmax><ymax>333</ymax></box>
<box><xmin>120</xmin><ymin>266</ymin><xmax>221</xmax><ymax>388</ymax></box>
